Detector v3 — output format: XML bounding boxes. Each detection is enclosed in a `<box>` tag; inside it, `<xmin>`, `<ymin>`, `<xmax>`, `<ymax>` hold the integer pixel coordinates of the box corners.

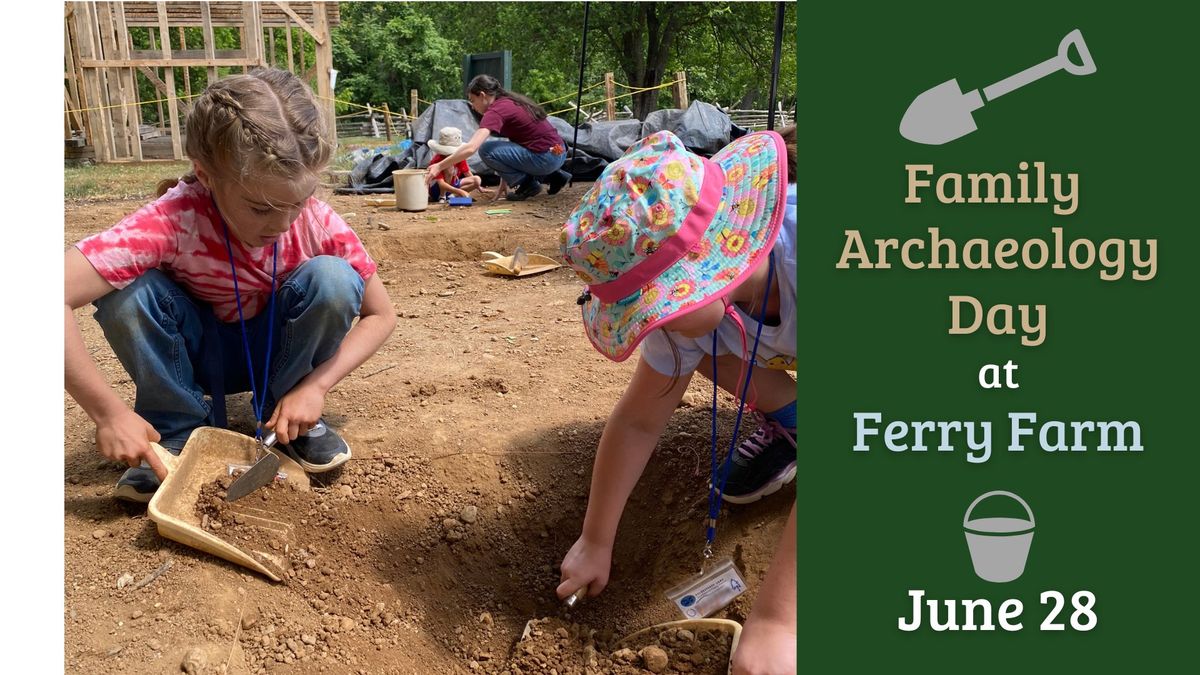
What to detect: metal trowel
<box><xmin>900</xmin><ymin>29</ymin><xmax>1097</xmax><ymax>145</ymax></box>
<box><xmin>226</xmin><ymin>431</ymin><xmax>281</xmax><ymax>501</ymax></box>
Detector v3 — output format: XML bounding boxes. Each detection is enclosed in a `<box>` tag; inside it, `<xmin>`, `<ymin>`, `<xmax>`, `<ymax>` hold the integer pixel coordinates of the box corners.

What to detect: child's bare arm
<box><xmin>65</xmin><ymin>248</ymin><xmax>168</xmax><ymax>479</ymax></box>
<box><xmin>268</xmin><ymin>273</ymin><xmax>397</xmax><ymax>444</ymax></box>
<box><xmin>558</xmin><ymin>356</ymin><xmax>692</xmax><ymax>597</ymax></box>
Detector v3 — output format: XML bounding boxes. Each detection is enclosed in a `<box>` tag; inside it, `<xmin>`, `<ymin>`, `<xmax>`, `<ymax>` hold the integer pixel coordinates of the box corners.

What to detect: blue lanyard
<box><xmin>705</xmin><ymin>253</ymin><xmax>775</xmax><ymax>557</ymax></box>
<box><xmin>214</xmin><ymin>198</ymin><xmax>278</xmax><ymax>442</ymax></box>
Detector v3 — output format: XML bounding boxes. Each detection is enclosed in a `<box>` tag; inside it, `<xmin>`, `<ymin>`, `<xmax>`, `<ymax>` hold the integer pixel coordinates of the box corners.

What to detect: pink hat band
<box><xmin>588</xmin><ymin>158</ymin><xmax>725</xmax><ymax>304</ymax></box>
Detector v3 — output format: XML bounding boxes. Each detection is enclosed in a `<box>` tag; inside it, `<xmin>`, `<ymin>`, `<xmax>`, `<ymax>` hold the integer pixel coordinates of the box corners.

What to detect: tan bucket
<box><xmin>392</xmin><ymin>169</ymin><xmax>428</xmax><ymax>211</ymax></box>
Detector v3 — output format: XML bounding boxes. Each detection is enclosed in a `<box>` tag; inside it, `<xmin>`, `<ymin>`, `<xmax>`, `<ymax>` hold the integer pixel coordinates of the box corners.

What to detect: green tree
<box><xmin>331</xmin><ymin>2</ymin><xmax>462</xmax><ymax>113</ymax></box>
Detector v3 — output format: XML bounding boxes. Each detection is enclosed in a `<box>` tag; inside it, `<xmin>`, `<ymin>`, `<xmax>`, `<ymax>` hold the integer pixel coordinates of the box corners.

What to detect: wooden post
<box><xmin>113</xmin><ymin>2</ymin><xmax>143</xmax><ymax>161</ymax></box>
<box><xmin>148</xmin><ymin>28</ymin><xmax>165</xmax><ymax>130</ymax></box>
<box><xmin>75</xmin><ymin>2</ymin><xmax>110</xmax><ymax>161</ymax></box>
<box><xmin>367</xmin><ymin>104</ymin><xmax>378</xmax><ymax>138</ymax></box>
<box><xmin>312</xmin><ymin>2</ymin><xmax>335</xmax><ymax>147</ymax></box>
<box><xmin>200</xmin><ymin>2</ymin><xmax>217</xmax><ymax>85</ymax></box>
<box><xmin>86</xmin><ymin>2</ymin><xmax>120</xmax><ymax>159</ymax></box>
<box><xmin>96</xmin><ymin>2</ymin><xmax>130</xmax><ymax>158</ymax></box>
<box><xmin>672</xmin><ymin>70</ymin><xmax>688</xmax><ymax>110</ymax></box>
<box><xmin>241</xmin><ymin>3</ymin><xmax>262</xmax><ymax>71</ymax></box>
<box><xmin>410</xmin><ymin>89</ymin><xmax>419</xmax><ymax>119</ymax></box>
<box><xmin>67</xmin><ymin>13</ymin><xmax>92</xmax><ymax>143</ymax></box>
<box><xmin>381</xmin><ymin>102</ymin><xmax>393</xmax><ymax>141</ymax></box>
<box><xmin>178</xmin><ymin>27</ymin><xmax>192</xmax><ymax>100</ymax></box>
<box><xmin>157</xmin><ymin>2</ymin><xmax>182</xmax><ymax>159</ymax></box>
<box><xmin>63</xmin><ymin>19</ymin><xmax>87</xmax><ymax>139</ymax></box>
<box><xmin>284</xmin><ymin>18</ymin><xmax>294</xmax><ymax>73</ymax></box>
<box><xmin>267</xmin><ymin>27</ymin><xmax>276</xmax><ymax>68</ymax></box>
<box><xmin>604</xmin><ymin>72</ymin><xmax>616</xmax><ymax>121</ymax></box>
<box><xmin>297</xmin><ymin>30</ymin><xmax>305</xmax><ymax>80</ymax></box>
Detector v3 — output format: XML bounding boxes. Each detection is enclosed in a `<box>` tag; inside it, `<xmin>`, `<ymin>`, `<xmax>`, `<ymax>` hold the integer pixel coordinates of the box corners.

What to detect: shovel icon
<box><xmin>900</xmin><ymin>29</ymin><xmax>1097</xmax><ymax>145</ymax></box>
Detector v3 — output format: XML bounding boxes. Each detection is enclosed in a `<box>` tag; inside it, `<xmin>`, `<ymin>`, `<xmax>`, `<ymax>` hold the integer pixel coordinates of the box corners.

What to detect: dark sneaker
<box><xmin>505</xmin><ymin>179</ymin><xmax>543</xmax><ymax>201</ymax></box>
<box><xmin>284</xmin><ymin>419</ymin><xmax>351</xmax><ymax>473</ymax></box>
<box><xmin>546</xmin><ymin>170</ymin><xmax>570</xmax><ymax>195</ymax></box>
<box><xmin>718</xmin><ymin>413</ymin><xmax>797</xmax><ymax>505</ymax></box>
<box><xmin>113</xmin><ymin>445</ymin><xmax>182</xmax><ymax>503</ymax></box>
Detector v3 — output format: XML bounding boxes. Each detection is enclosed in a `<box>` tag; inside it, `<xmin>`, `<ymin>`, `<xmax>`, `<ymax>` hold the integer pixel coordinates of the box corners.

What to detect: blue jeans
<box><xmin>92</xmin><ymin>256</ymin><xmax>364</xmax><ymax>448</ymax></box>
<box><xmin>477</xmin><ymin>140</ymin><xmax>565</xmax><ymax>187</ymax></box>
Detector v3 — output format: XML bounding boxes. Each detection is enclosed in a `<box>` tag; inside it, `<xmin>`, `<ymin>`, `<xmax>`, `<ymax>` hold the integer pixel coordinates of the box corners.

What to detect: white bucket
<box><xmin>963</xmin><ymin>490</ymin><xmax>1035</xmax><ymax>583</ymax></box>
<box><xmin>392</xmin><ymin>169</ymin><xmax>428</xmax><ymax>212</ymax></box>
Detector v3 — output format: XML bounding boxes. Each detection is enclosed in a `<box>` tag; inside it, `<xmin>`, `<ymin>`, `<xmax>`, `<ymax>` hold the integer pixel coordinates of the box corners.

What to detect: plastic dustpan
<box><xmin>147</xmin><ymin>427</ymin><xmax>310</xmax><ymax>581</ymax></box>
<box><xmin>617</xmin><ymin>619</ymin><xmax>743</xmax><ymax>674</ymax></box>
<box><xmin>481</xmin><ymin>247</ymin><xmax>560</xmax><ymax>277</ymax></box>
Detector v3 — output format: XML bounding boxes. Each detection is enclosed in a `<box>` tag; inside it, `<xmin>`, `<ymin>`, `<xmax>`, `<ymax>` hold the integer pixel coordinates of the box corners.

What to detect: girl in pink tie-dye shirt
<box><xmin>65</xmin><ymin>69</ymin><xmax>397</xmax><ymax>502</ymax></box>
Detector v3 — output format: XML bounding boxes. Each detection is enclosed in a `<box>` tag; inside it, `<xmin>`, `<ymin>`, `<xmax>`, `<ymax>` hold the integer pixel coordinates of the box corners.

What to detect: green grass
<box><xmin>65</xmin><ymin>161</ymin><xmax>192</xmax><ymax>202</ymax></box>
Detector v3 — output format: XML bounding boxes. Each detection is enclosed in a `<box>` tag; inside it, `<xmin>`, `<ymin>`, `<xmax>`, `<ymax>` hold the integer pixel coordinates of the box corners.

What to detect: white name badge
<box><xmin>664</xmin><ymin>557</ymin><xmax>747</xmax><ymax>619</ymax></box>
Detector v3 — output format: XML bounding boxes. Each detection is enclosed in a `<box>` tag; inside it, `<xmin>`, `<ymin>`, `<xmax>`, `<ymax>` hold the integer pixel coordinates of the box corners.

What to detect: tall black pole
<box><xmin>569</xmin><ymin>1</ymin><xmax>591</xmax><ymax>187</ymax></box>
<box><xmin>766</xmin><ymin>2</ymin><xmax>785</xmax><ymax>131</ymax></box>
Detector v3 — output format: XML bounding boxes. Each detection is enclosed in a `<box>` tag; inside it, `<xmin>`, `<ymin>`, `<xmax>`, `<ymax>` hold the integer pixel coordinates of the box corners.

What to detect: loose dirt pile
<box><xmin>502</xmin><ymin>618</ymin><xmax>732</xmax><ymax>675</ymax></box>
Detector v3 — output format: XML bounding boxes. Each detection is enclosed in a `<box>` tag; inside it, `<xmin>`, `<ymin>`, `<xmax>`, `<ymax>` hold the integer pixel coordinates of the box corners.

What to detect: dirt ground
<box><xmin>63</xmin><ymin>185</ymin><xmax>793</xmax><ymax>674</ymax></box>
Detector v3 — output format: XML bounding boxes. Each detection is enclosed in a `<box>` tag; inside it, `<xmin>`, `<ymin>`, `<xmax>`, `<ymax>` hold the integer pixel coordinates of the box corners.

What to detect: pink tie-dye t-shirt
<box><xmin>75</xmin><ymin>180</ymin><xmax>377</xmax><ymax>322</ymax></box>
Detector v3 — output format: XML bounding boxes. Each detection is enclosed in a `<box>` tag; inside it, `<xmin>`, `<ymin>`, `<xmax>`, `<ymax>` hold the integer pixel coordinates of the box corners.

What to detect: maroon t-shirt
<box><xmin>479</xmin><ymin>97</ymin><xmax>563</xmax><ymax>153</ymax></box>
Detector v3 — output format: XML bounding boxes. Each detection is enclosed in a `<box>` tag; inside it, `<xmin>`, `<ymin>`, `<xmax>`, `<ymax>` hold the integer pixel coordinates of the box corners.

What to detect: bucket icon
<box><xmin>963</xmin><ymin>490</ymin><xmax>1035</xmax><ymax>583</ymax></box>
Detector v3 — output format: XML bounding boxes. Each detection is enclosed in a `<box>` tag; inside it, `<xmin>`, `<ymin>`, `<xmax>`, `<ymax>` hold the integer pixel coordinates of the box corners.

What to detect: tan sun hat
<box><xmin>428</xmin><ymin>126</ymin><xmax>465</xmax><ymax>155</ymax></box>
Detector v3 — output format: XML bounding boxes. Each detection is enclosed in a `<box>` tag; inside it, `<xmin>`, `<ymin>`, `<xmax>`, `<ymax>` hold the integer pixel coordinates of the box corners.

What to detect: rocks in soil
<box><xmin>116</xmin><ymin>573</ymin><xmax>135</xmax><ymax>589</ymax></box>
<box><xmin>502</xmin><ymin>619</ymin><xmax>733</xmax><ymax>675</ymax></box>
<box><xmin>92</xmin><ymin>529</ymin><xmax>109</xmax><ymax>540</ymax></box>
<box><xmin>180</xmin><ymin>647</ymin><xmax>206</xmax><ymax>674</ymax></box>
<box><xmin>459</xmin><ymin>505</ymin><xmax>478</xmax><ymax>523</ymax></box>
<box><xmin>640</xmin><ymin>645</ymin><xmax>669</xmax><ymax>673</ymax></box>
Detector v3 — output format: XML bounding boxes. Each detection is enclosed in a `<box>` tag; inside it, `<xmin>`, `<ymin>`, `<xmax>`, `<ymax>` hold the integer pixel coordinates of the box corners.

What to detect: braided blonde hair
<box><xmin>156</xmin><ymin>68</ymin><xmax>330</xmax><ymax>197</ymax></box>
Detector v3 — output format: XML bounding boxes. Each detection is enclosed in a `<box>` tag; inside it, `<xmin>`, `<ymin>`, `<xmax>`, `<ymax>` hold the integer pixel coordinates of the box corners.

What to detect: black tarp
<box><xmin>343</xmin><ymin>100</ymin><xmax>747</xmax><ymax>192</ymax></box>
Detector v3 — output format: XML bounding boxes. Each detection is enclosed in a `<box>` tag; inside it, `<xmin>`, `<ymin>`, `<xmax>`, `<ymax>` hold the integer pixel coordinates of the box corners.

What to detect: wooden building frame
<box><xmin>65</xmin><ymin>2</ymin><xmax>340</xmax><ymax>163</ymax></box>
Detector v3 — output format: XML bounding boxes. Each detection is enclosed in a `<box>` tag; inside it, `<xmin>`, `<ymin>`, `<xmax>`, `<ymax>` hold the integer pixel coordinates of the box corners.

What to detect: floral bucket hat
<box><xmin>560</xmin><ymin>129</ymin><xmax>788</xmax><ymax>362</ymax></box>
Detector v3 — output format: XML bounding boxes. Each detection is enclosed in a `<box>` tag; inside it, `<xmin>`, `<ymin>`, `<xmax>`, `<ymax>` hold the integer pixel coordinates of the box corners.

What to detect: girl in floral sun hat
<box><xmin>556</xmin><ymin>128</ymin><xmax>797</xmax><ymax>639</ymax></box>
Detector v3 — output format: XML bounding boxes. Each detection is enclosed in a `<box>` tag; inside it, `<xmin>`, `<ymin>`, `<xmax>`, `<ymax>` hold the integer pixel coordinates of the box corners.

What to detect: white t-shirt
<box><xmin>641</xmin><ymin>182</ymin><xmax>798</xmax><ymax>375</ymax></box>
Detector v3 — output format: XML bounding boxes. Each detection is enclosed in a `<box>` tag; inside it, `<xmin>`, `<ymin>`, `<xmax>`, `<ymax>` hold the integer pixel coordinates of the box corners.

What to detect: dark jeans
<box><xmin>477</xmin><ymin>139</ymin><xmax>566</xmax><ymax>187</ymax></box>
<box><xmin>92</xmin><ymin>256</ymin><xmax>364</xmax><ymax>448</ymax></box>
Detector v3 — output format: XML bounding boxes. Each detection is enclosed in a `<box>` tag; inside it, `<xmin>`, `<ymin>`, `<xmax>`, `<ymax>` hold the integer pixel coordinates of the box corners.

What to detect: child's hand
<box><xmin>731</xmin><ymin>615</ymin><xmax>797</xmax><ymax>675</ymax></box>
<box><xmin>557</xmin><ymin>536</ymin><xmax>613</xmax><ymax>600</ymax></box>
<box><xmin>96</xmin><ymin>409</ymin><xmax>167</xmax><ymax>480</ymax></box>
<box><xmin>267</xmin><ymin>381</ymin><xmax>326</xmax><ymax>445</ymax></box>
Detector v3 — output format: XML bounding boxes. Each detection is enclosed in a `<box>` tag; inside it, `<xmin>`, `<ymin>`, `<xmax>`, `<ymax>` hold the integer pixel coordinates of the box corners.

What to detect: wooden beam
<box><xmin>157</xmin><ymin>2</ymin><xmax>182</xmax><ymax>160</ymax></box>
<box><xmin>178</xmin><ymin>27</ymin><xmax>191</xmax><ymax>100</ymax></box>
<box><xmin>297</xmin><ymin>28</ymin><xmax>305</xmax><ymax>76</ymax></box>
<box><xmin>113</xmin><ymin>2</ymin><xmax>143</xmax><ymax>161</ymax></box>
<box><xmin>243</xmin><ymin>1</ymin><xmax>264</xmax><ymax>67</ymax></box>
<box><xmin>313</xmin><ymin>3</ymin><xmax>335</xmax><ymax>145</ymax></box>
<box><xmin>604</xmin><ymin>72</ymin><xmax>616</xmax><ymax>121</ymax></box>
<box><xmin>284</xmin><ymin>18</ymin><xmax>294</xmax><ymax>73</ymax></box>
<box><xmin>63</xmin><ymin>20</ymin><xmax>86</xmax><ymax>134</ymax></box>
<box><xmin>271</xmin><ymin>2</ymin><xmax>323</xmax><ymax>45</ymax></box>
<box><xmin>74</xmin><ymin>2</ymin><xmax>110</xmax><ymax>161</ymax></box>
<box><xmin>96</xmin><ymin>2</ymin><xmax>130</xmax><ymax>158</ymax></box>
<box><xmin>82</xmin><ymin>57</ymin><xmax>264</xmax><ymax>68</ymax></box>
<box><xmin>66</xmin><ymin>10</ymin><xmax>92</xmax><ymax>143</ymax></box>
<box><xmin>149</xmin><ymin>27</ymin><xmax>165</xmax><ymax>130</ymax></box>
<box><xmin>268</xmin><ymin>27</ymin><xmax>276</xmax><ymax>68</ymax></box>
<box><xmin>200</xmin><ymin>1</ymin><xmax>217</xmax><ymax>85</ymax></box>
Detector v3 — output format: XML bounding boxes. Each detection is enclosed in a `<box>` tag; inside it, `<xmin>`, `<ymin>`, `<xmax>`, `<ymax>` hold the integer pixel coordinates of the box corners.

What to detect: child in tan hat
<box><xmin>426</xmin><ymin>126</ymin><xmax>490</xmax><ymax>201</ymax></box>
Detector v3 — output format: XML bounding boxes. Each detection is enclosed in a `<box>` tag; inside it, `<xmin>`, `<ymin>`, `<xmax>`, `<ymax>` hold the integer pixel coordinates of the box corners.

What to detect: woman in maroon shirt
<box><xmin>425</xmin><ymin>75</ymin><xmax>570</xmax><ymax>201</ymax></box>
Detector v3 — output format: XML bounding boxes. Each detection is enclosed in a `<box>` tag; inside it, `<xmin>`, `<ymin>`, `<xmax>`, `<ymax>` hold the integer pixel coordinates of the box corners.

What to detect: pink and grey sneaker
<box><xmin>718</xmin><ymin>412</ymin><xmax>797</xmax><ymax>505</ymax></box>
